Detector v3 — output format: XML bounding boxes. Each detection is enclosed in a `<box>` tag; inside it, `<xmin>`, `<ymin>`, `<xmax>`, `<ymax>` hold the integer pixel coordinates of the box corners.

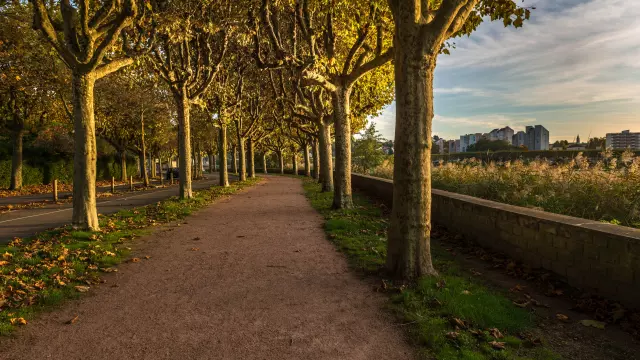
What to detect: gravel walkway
<box><xmin>0</xmin><ymin>176</ymin><xmax>414</xmax><ymax>360</ymax></box>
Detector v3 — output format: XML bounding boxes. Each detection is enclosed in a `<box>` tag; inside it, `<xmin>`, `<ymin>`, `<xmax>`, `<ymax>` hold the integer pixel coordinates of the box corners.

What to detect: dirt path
<box><xmin>0</xmin><ymin>176</ymin><xmax>414</xmax><ymax>360</ymax></box>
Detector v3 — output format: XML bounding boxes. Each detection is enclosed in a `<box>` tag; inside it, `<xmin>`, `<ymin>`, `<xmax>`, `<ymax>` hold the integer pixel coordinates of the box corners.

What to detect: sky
<box><xmin>369</xmin><ymin>0</ymin><xmax>640</xmax><ymax>143</ymax></box>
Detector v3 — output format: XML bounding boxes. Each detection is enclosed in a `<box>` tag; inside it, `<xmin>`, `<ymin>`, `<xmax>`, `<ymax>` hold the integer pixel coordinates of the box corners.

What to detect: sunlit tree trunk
<box><xmin>231</xmin><ymin>145</ymin><xmax>238</xmax><ymax>174</ymax></box>
<box><xmin>262</xmin><ymin>152</ymin><xmax>268</xmax><ymax>174</ymax></box>
<box><xmin>303</xmin><ymin>143</ymin><xmax>311</xmax><ymax>177</ymax></box>
<box><xmin>9</xmin><ymin>128</ymin><xmax>24</xmax><ymax>190</ymax></box>
<box><xmin>209</xmin><ymin>153</ymin><xmax>214</xmax><ymax>173</ymax></box>
<box><xmin>332</xmin><ymin>86</ymin><xmax>353</xmax><ymax>209</ymax></box>
<box><xmin>318</xmin><ymin>120</ymin><xmax>333</xmax><ymax>192</ymax></box>
<box><xmin>387</xmin><ymin>37</ymin><xmax>439</xmax><ymax>279</ymax></box>
<box><xmin>292</xmin><ymin>152</ymin><xmax>298</xmax><ymax>175</ymax></box>
<box><xmin>237</xmin><ymin>137</ymin><xmax>246</xmax><ymax>181</ymax></box>
<box><xmin>71</xmin><ymin>73</ymin><xmax>99</xmax><ymax>230</ymax></box>
<box><xmin>248</xmin><ymin>138</ymin><xmax>255</xmax><ymax>178</ymax></box>
<box><xmin>174</xmin><ymin>87</ymin><xmax>193</xmax><ymax>199</ymax></box>
<box><xmin>140</xmin><ymin>114</ymin><xmax>149</xmax><ymax>187</ymax></box>
<box><xmin>277</xmin><ymin>150</ymin><xmax>284</xmax><ymax>174</ymax></box>
<box><xmin>218</xmin><ymin>125</ymin><xmax>229</xmax><ymax>187</ymax></box>
<box><xmin>312</xmin><ymin>138</ymin><xmax>320</xmax><ymax>180</ymax></box>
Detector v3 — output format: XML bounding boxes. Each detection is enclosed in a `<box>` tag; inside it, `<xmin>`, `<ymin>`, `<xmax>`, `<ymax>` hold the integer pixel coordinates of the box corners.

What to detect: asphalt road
<box><xmin>0</xmin><ymin>176</ymin><xmax>231</xmax><ymax>244</ymax></box>
<box><xmin>0</xmin><ymin>179</ymin><xmax>166</xmax><ymax>206</ymax></box>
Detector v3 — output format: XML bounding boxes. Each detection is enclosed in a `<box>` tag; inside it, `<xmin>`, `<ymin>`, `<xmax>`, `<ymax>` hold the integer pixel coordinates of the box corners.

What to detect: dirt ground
<box><xmin>0</xmin><ymin>176</ymin><xmax>414</xmax><ymax>360</ymax></box>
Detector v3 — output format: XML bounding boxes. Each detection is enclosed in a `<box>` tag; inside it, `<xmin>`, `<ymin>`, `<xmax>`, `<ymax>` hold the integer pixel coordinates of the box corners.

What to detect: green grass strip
<box><xmin>0</xmin><ymin>178</ymin><xmax>260</xmax><ymax>335</ymax></box>
<box><xmin>302</xmin><ymin>177</ymin><xmax>561</xmax><ymax>360</ymax></box>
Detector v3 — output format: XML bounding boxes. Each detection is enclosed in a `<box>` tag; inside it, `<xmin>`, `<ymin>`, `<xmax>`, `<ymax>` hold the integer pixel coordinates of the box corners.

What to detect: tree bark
<box><xmin>237</xmin><ymin>136</ymin><xmax>246</xmax><ymax>181</ymax></box>
<box><xmin>120</xmin><ymin>151</ymin><xmax>128</xmax><ymax>182</ymax></box>
<box><xmin>278</xmin><ymin>151</ymin><xmax>284</xmax><ymax>174</ymax></box>
<box><xmin>312</xmin><ymin>138</ymin><xmax>320</xmax><ymax>181</ymax></box>
<box><xmin>174</xmin><ymin>87</ymin><xmax>193</xmax><ymax>199</ymax></box>
<box><xmin>209</xmin><ymin>153</ymin><xmax>214</xmax><ymax>173</ymax></box>
<box><xmin>140</xmin><ymin>114</ymin><xmax>150</xmax><ymax>187</ymax></box>
<box><xmin>318</xmin><ymin>120</ymin><xmax>333</xmax><ymax>192</ymax></box>
<box><xmin>386</xmin><ymin>45</ymin><xmax>439</xmax><ymax>279</ymax></box>
<box><xmin>218</xmin><ymin>125</ymin><xmax>229</xmax><ymax>187</ymax></box>
<box><xmin>303</xmin><ymin>142</ymin><xmax>311</xmax><ymax>177</ymax></box>
<box><xmin>232</xmin><ymin>145</ymin><xmax>238</xmax><ymax>174</ymax></box>
<box><xmin>248</xmin><ymin>138</ymin><xmax>255</xmax><ymax>178</ymax></box>
<box><xmin>71</xmin><ymin>72</ymin><xmax>99</xmax><ymax>230</ymax></box>
<box><xmin>262</xmin><ymin>152</ymin><xmax>268</xmax><ymax>174</ymax></box>
<box><xmin>292</xmin><ymin>152</ymin><xmax>298</xmax><ymax>175</ymax></box>
<box><xmin>332</xmin><ymin>86</ymin><xmax>353</xmax><ymax>209</ymax></box>
<box><xmin>9</xmin><ymin>128</ymin><xmax>24</xmax><ymax>190</ymax></box>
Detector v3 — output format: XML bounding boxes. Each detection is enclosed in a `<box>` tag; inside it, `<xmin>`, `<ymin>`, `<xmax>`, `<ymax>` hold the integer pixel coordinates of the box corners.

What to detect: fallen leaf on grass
<box><xmin>74</xmin><ymin>286</ymin><xmax>90</xmax><ymax>293</ymax></box>
<box><xmin>556</xmin><ymin>314</ymin><xmax>570</xmax><ymax>322</ymax></box>
<box><xmin>66</xmin><ymin>315</ymin><xmax>79</xmax><ymax>325</ymax></box>
<box><xmin>513</xmin><ymin>300</ymin><xmax>531</xmax><ymax>308</ymax></box>
<box><xmin>580</xmin><ymin>319</ymin><xmax>605</xmax><ymax>329</ymax></box>
<box><xmin>489</xmin><ymin>341</ymin><xmax>506</xmax><ymax>350</ymax></box>
<box><xmin>436</xmin><ymin>279</ymin><xmax>447</xmax><ymax>289</ymax></box>
<box><xmin>489</xmin><ymin>328</ymin><xmax>503</xmax><ymax>339</ymax></box>
<box><xmin>461</xmin><ymin>290</ymin><xmax>472</xmax><ymax>295</ymax></box>
<box><xmin>0</xmin><ymin>260</ymin><xmax>9</xmax><ymax>266</ymax></box>
<box><xmin>451</xmin><ymin>318</ymin><xmax>467</xmax><ymax>329</ymax></box>
<box><xmin>10</xmin><ymin>317</ymin><xmax>27</xmax><ymax>326</ymax></box>
<box><xmin>446</xmin><ymin>331</ymin><xmax>459</xmax><ymax>340</ymax></box>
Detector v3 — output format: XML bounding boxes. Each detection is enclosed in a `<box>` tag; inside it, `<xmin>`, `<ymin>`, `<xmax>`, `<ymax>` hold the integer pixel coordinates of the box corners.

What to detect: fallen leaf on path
<box><xmin>65</xmin><ymin>315</ymin><xmax>79</xmax><ymax>325</ymax></box>
<box><xmin>190</xmin><ymin>248</ymin><xmax>199</xmax><ymax>251</ymax></box>
<box><xmin>556</xmin><ymin>314</ymin><xmax>570</xmax><ymax>322</ymax></box>
<box><xmin>10</xmin><ymin>317</ymin><xmax>27</xmax><ymax>326</ymax></box>
<box><xmin>129</xmin><ymin>258</ymin><xmax>140</xmax><ymax>263</ymax></box>
<box><xmin>489</xmin><ymin>341</ymin><xmax>506</xmax><ymax>350</ymax></box>
<box><xmin>74</xmin><ymin>286</ymin><xmax>90</xmax><ymax>293</ymax></box>
<box><xmin>510</xmin><ymin>284</ymin><xmax>525</xmax><ymax>293</ymax></box>
<box><xmin>101</xmin><ymin>267</ymin><xmax>117</xmax><ymax>273</ymax></box>
<box><xmin>143</xmin><ymin>256</ymin><xmax>151</xmax><ymax>260</ymax></box>
<box><xmin>192</xmin><ymin>237</ymin><xmax>200</xmax><ymax>241</ymax></box>
<box><xmin>580</xmin><ymin>319</ymin><xmax>605</xmax><ymax>329</ymax></box>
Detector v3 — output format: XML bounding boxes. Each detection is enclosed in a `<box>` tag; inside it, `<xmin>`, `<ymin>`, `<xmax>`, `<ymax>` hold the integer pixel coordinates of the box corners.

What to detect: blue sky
<box><xmin>370</xmin><ymin>0</ymin><xmax>640</xmax><ymax>143</ymax></box>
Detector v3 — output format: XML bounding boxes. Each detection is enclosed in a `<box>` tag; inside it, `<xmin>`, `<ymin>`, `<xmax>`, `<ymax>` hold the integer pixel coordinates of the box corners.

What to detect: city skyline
<box><xmin>369</xmin><ymin>0</ymin><xmax>640</xmax><ymax>143</ymax></box>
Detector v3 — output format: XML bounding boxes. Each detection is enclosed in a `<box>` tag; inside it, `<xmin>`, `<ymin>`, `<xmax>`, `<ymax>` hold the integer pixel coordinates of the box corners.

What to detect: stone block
<box><xmin>540</xmin><ymin>222</ymin><xmax>557</xmax><ymax>235</ymax></box>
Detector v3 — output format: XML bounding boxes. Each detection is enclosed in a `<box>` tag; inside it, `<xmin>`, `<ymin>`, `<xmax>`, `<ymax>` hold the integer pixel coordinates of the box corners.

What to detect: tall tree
<box><xmin>29</xmin><ymin>0</ymin><xmax>154</xmax><ymax>230</ymax></box>
<box><xmin>386</xmin><ymin>0</ymin><xmax>530</xmax><ymax>279</ymax></box>
<box><xmin>252</xmin><ymin>0</ymin><xmax>395</xmax><ymax>209</ymax></box>
<box><xmin>148</xmin><ymin>1</ymin><xmax>230</xmax><ymax>198</ymax></box>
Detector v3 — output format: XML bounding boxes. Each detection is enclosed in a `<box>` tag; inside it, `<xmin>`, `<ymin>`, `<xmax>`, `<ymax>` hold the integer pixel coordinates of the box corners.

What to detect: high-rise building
<box><xmin>606</xmin><ymin>130</ymin><xmax>640</xmax><ymax>149</ymax></box>
<box><xmin>435</xmin><ymin>138</ymin><xmax>445</xmax><ymax>154</ymax></box>
<box><xmin>525</xmin><ymin>125</ymin><xmax>550</xmax><ymax>150</ymax></box>
<box><xmin>449</xmin><ymin>140</ymin><xmax>457</xmax><ymax>154</ymax></box>
<box><xmin>455</xmin><ymin>139</ymin><xmax>461</xmax><ymax>153</ymax></box>
<box><xmin>498</xmin><ymin>127</ymin><xmax>514</xmax><ymax>144</ymax></box>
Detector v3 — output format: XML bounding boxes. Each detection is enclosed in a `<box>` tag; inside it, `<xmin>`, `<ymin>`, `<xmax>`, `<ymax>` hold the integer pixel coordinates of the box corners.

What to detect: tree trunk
<box><xmin>292</xmin><ymin>152</ymin><xmax>298</xmax><ymax>175</ymax></box>
<box><xmin>237</xmin><ymin>137</ymin><xmax>246</xmax><ymax>181</ymax></box>
<box><xmin>218</xmin><ymin>125</ymin><xmax>229</xmax><ymax>187</ymax></box>
<box><xmin>303</xmin><ymin>142</ymin><xmax>311</xmax><ymax>177</ymax></box>
<box><xmin>386</xmin><ymin>46</ymin><xmax>439</xmax><ymax>279</ymax></box>
<box><xmin>9</xmin><ymin>128</ymin><xmax>24</xmax><ymax>190</ymax></box>
<box><xmin>332</xmin><ymin>86</ymin><xmax>353</xmax><ymax>209</ymax></box>
<box><xmin>174</xmin><ymin>88</ymin><xmax>193</xmax><ymax>199</ymax></box>
<box><xmin>209</xmin><ymin>153</ymin><xmax>214</xmax><ymax>173</ymax></box>
<box><xmin>312</xmin><ymin>138</ymin><xmax>320</xmax><ymax>181</ymax></box>
<box><xmin>262</xmin><ymin>152</ymin><xmax>268</xmax><ymax>174</ymax></box>
<box><xmin>278</xmin><ymin>151</ymin><xmax>284</xmax><ymax>174</ymax></box>
<box><xmin>232</xmin><ymin>145</ymin><xmax>238</xmax><ymax>174</ymax></box>
<box><xmin>140</xmin><ymin>115</ymin><xmax>150</xmax><ymax>187</ymax></box>
<box><xmin>248</xmin><ymin>138</ymin><xmax>255</xmax><ymax>178</ymax></box>
<box><xmin>318</xmin><ymin>119</ymin><xmax>333</xmax><ymax>192</ymax></box>
<box><xmin>71</xmin><ymin>72</ymin><xmax>99</xmax><ymax>230</ymax></box>
<box><xmin>120</xmin><ymin>151</ymin><xmax>128</xmax><ymax>182</ymax></box>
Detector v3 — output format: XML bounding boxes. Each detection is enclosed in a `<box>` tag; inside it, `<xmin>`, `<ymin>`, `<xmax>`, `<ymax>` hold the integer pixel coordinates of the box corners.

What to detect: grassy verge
<box><xmin>302</xmin><ymin>178</ymin><xmax>560</xmax><ymax>360</ymax></box>
<box><xmin>0</xmin><ymin>178</ymin><xmax>260</xmax><ymax>335</ymax></box>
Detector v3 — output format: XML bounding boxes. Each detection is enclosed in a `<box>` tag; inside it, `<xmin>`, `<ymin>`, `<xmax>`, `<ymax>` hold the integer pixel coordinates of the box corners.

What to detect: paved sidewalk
<box><xmin>0</xmin><ymin>176</ymin><xmax>413</xmax><ymax>360</ymax></box>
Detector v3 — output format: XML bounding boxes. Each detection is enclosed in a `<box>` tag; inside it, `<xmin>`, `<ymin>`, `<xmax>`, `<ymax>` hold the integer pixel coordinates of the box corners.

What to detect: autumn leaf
<box><xmin>580</xmin><ymin>319</ymin><xmax>605</xmax><ymax>329</ymax></box>
<box><xmin>446</xmin><ymin>331</ymin><xmax>459</xmax><ymax>340</ymax></box>
<box><xmin>2</xmin><ymin>252</ymin><xmax>12</xmax><ymax>260</ymax></box>
<box><xmin>489</xmin><ymin>328</ymin><xmax>503</xmax><ymax>339</ymax></box>
<box><xmin>190</xmin><ymin>248</ymin><xmax>199</xmax><ymax>251</ymax></box>
<box><xmin>0</xmin><ymin>260</ymin><xmax>9</xmax><ymax>266</ymax></box>
<box><xmin>10</xmin><ymin>317</ymin><xmax>27</xmax><ymax>326</ymax></box>
<box><xmin>489</xmin><ymin>341</ymin><xmax>506</xmax><ymax>350</ymax></box>
<box><xmin>556</xmin><ymin>314</ymin><xmax>570</xmax><ymax>322</ymax></box>
<box><xmin>513</xmin><ymin>300</ymin><xmax>530</xmax><ymax>308</ymax></box>
<box><xmin>74</xmin><ymin>286</ymin><xmax>90</xmax><ymax>293</ymax></box>
<box><xmin>65</xmin><ymin>315</ymin><xmax>79</xmax><ymax>325</ymax></box>
<box><xmin>461</xmin><ymin>290</ymin><xmax>472</xmax><ymax>295</ymax></box>
<box><xmin>451</xmin><ymin>318</ymin><xmax>467</xmax><ymax>329</ymax></box>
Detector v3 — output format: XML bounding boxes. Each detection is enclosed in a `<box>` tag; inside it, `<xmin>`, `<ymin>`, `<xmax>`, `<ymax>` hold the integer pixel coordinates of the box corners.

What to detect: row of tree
<box><xmin>2</xmin><ymin>0</ymin><xmax>530</xmax><ymax>280</ymax></box>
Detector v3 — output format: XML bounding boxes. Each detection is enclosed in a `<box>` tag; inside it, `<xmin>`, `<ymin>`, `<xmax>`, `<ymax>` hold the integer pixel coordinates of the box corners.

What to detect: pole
<box><xmin>53</xmin><ymin>179</ymin><xmax>58</xmax><ymax>202</ymax></box>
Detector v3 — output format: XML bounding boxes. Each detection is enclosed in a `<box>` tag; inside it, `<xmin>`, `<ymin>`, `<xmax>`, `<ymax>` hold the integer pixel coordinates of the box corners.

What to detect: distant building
<box><xmin>449</xmin><ymin>140</ymin><xmax>456</xmax><ymax>154</ymax></box>
<box><xmin>606</xmin><ymin>130</ymin><xmax>640</xmax><ymax>149</ymax></box>
<box><xmin>512</xmin><ymin>131</ymin><xmax>527</xmax><ymax>147</ymax></box>
<box><xmin>455</xmin><ymin>139</ymin><xmax>461</xmax><ymax>153</ymax></box>
<box><xmin>435</xmin><ymin>138</ymin><xmax>445</xmax><ymax>154</ymax></box>
<box><xmin>576</xmin><ymin>134</ymin><xmax>581</xmax><ymax>144</ymax></box>
<box><xmin>459</xmin><ymin>133</ymin><xmax>479</xmax><ymax>152</ymax></box>
<box><xmin>525</xmin><ymin>125</ymin><xmax>549</xmax><ymax>150</ymax></box>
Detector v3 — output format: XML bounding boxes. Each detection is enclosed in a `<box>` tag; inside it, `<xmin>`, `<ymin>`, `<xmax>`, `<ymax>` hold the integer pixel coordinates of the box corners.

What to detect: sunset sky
<box><xmin>369</xmin><ymin>0</ymin><xmax>640</xmax><ymax>143</ymax></box>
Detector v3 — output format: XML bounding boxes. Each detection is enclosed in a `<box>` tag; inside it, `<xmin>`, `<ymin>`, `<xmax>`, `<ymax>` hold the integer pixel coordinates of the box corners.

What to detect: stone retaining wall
<box><xmin>351</xmin><ymin>173</ymin><xmax>640</xmax><ymax>307</ymax></box>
